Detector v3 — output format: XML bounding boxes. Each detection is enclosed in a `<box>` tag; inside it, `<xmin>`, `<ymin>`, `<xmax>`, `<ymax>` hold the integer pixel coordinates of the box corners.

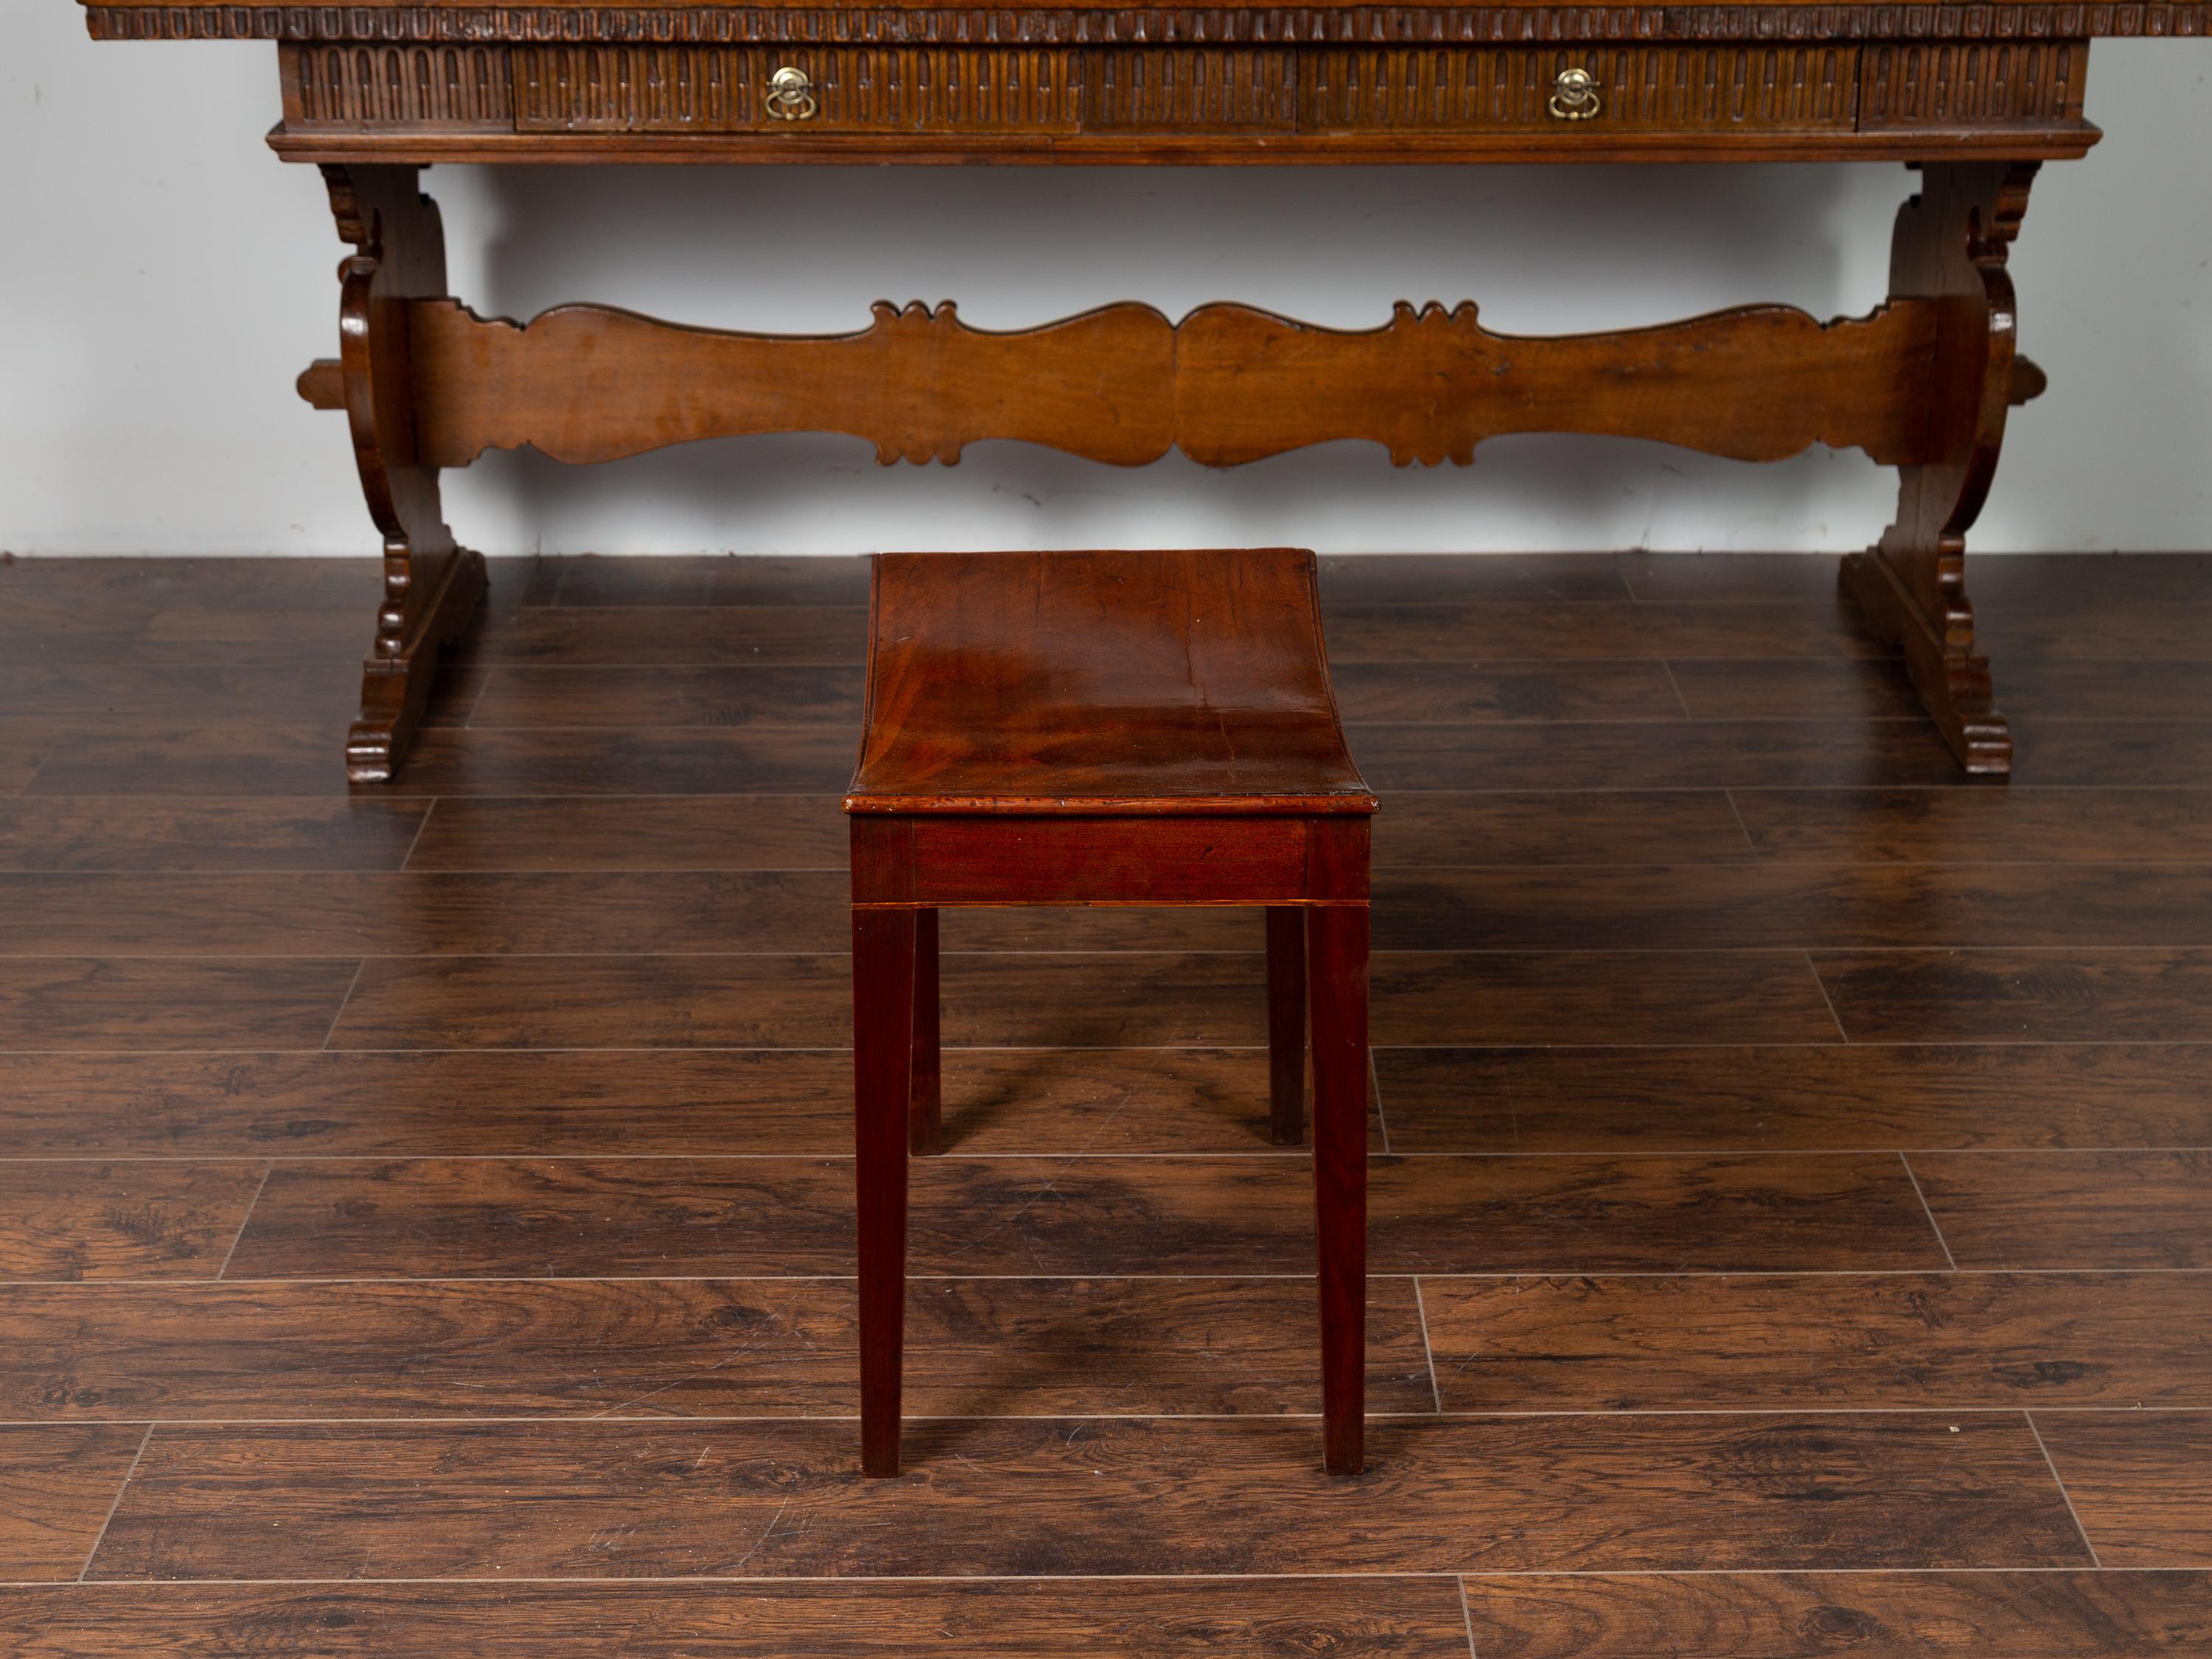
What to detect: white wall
<box><xmin>5</xmin><ymin>7</ymin><xmax>2209</xmax><ymax>557</ymax></box>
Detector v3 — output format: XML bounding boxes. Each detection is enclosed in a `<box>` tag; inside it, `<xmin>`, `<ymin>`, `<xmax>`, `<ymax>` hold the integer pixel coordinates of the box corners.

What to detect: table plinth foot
<box><xmin>345</xmin><ymin>545</ymin><xmax>487</xmax><ymax>785</ymax></box>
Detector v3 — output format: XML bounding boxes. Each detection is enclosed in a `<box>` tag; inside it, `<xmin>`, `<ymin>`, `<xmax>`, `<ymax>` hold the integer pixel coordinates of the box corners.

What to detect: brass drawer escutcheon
<box><xmin>1550</xmin><ymin>66</ymin><xmax>1602</xmax><ymax>121</ymax></box>
<box><xmin>765</xmin><ymin>66</ymin><xmax>818</xmax><ymax>122</ymax></box>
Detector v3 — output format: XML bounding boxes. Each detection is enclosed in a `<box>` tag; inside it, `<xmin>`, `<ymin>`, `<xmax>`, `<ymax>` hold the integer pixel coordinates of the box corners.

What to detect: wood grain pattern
<box><xmin>1461</xmin><ymin>1570</ymin><xmax>2212</xmax><ymax>1657</ymax></box>
<box><xmin>1377</xmin><ymin>1043</ymin><xmax>2212</xmax><ymax>1152</ymax></box>
<box><xmin>846</xmin><ymin>549</ymin><xmax>1372</xmax><ymax>814</ymax></box>
<box><xmin>405</xmin><ymin>296</ymin><xmax>1941</xmax><ymax>474</ymax></box>
<box><xmin>13</xmin><ymin>551</ymin><xmax>2212</xmax><ymax>1630</ymax></box>
<box><xmin>1665</xmin><ymin>657</ymin><xmax>1924</xmax><ymax>718</ymax></box>
<box><xmin>1345</xmin><ymin>719</ymin><xmax>1972</xmax><ymax>790</ymax></box>
<box><xmin>20</xmin><ymin>720</ymin><xmax>393</xmax><ymax>798</ymax></box>
<box><xmin>522</xmin><ymin>553</ymin><xmax>872</xmax><ymax>608</ymax></box>
<box><xmin>2035</xmin><ymin>1413</ymin><xmax>2212</xmax><ymax>1567</ymax></box>
<box><xmin>477</xmin><ymin>604</ymin><xmax>869</xmax><ymax>664</ymax></box>
<box><xmin>1911</xmin><ymin>1152</ymin><xmax>2212</xmax><ymax>1270</ymax></box>
<box><xmin>0</xmin><ymin>1162</ymin><xmax>268</xmax><ymax>1282</ymax></box>
<box><xmin>392</xmin><ymin>726</ymin><xmax>860</xmax><ymax>795</ymax></box>
<box><xmin>0</xmin><ymin>870</ymin><xmax>851</xmax><ymax>956</ymax></box>
<box><xmin>327</xmin><ymin>952</ymin><xmax>1275</xmax><ymax>1048</ymax></box>
<box><xmin>1675</xmin><ymin>658</ymin><xmax>2212</xmax><ymax>723</ymax></box>
<box><xmin>411</xmin><ymin>299</ymin><xmax>1173</xmax><ymax>468</ymax></box>
<box><xmin>85</xmin><ymin>1415</ymin><xmax>2088</xmax><ymax>1579</ymax></box>
<box><xmin>1419</xmin><ymin>1273</ymin><xmax>2212</xmax><ymax>1411</ymax></box>
<box><xmin>1317</xmin><ymin>552</ymin><xmax>1631</xmax><ymax>604</ymax></box>
<box><xmin>0</xmin><ymin>1276</ymin><xmax>1435</xmax><ymax>1419</ymax></box>
<box><xmin>1331</xmin><ymin>661</ymin><xmax>1685</xmax><ymax>722</ymax></box>
<box><xmin>0</xmin><ymin>1048</ymin><xmax>1346</xmax><ymax>1158</ymax></box>
<box><xmin>0</xmin><ymin>798</ymin><xmax>431</xmax><ymax>872</ymax></box>
<box><xmin>1730</xmin><ymin>787</ymin><xmax>2212</xmax><ymax>863</ymax></box>
<box><xmin>1371</xmin><ymin>863</ymin><xmax>2212</xmax><ymax>950</ymax></box>
<box><xmin>0</xmin><ymin>1425</ymin><xmax>150</xmax><ymax>1582</ymax></box>
<box><xmin>1372</xmin><ymin>790</ymin><xmax>1756</xmax><ymax>865</ymax></box>
<box><xmin>0</xmin><ymin>664</ymin><xmax>360</xmax><ymax>720</ymax></box>
<box><xmin>1369</xmin><ymin>950</ymin><xmax>1843</xmax><ymax>1045</ymax></box>
<box><xmin>403</xmin><ymin>795</ymin><xmax>849</xmax><ymax>870</ymax></box>
<box><xmin>465</xmin><ymin>665</ymin><xmax>865</xmax><ymax>728</ymax></box>
<box><xmin>0</xmin><ymin>1578</ymin><xmax>1479</xmax><ymax>1658</ymax></box>
<box><xmin>2010</xmin><ymin>720</ymin><xmax>2212</xmax><ymax>785</ymax></box>
<box><xmin>0</xmin><ymin>959</ymin><xmax>362</xmax><ymax>1051</ymax></box>
<box><xmin>1815</xmin><ymin>948</ymin><xmax>2212</xmax><ymax>1043</ymax></box>
<box><xmin>1319</xmin><ymin>597</ymin><xmax>1887</xmax><ymax>660</ymax></box>
<box><xmin>215</xmin><ymin>1153</ymin><xmax>1940</xmax><ymax>1279</ymax></box>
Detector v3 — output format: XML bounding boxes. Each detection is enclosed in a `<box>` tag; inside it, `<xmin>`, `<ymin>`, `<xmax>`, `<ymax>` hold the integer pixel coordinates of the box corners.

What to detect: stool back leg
<box><xmin>911</xmin><ymin>908</ymin><xmax>942</xmax><ymax>1155</ymax></box>
<box><xmin>854</xmin><ymin>905</ymin><xmax>919</xmax><ymax>1477</ymax></box>
<box><xmin>1307</xmin><ymin>902</ymin><xmax>1369</xmax><ymax>1476</ymax></box>
<box><xmin>1266</xmin><ymin>905</ymin><xmax>1308</xmax><ymax>1146</ymax></box>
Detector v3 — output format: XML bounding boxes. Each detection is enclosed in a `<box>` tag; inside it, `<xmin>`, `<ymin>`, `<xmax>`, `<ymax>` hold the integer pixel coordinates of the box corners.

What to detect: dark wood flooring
<box><xmin>1</xmin><ymin>551</ymin><xmax>2210</xmax><ymax>1655</ymax></box>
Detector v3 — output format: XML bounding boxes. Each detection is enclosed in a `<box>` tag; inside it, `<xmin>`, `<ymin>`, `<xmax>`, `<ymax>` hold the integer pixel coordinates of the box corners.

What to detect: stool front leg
<box><xmin>1266</xmin><ymin>906</ymin><xmax>1308</xmax><ymax>1146</ymax></box>
<box><xmin>1307</xmin><ymin>902</ymin><xmax>1369</xmax><ymax>1477</ymax></box>
<box><xmin>853</xmin><ymin>906</ymin><xmax>918</xmax><ymax>1477</ymax></box>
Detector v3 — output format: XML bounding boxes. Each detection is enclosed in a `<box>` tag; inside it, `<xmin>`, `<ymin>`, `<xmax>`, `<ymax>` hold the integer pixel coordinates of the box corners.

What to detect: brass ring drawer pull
<box><xmin>766</xmin><ymin>66</ymin><xmax>818</xmax><ymax>122</ymax></box>
<box><xmin>1549</xmin><ymin>67</ymin><xmax>1601</xmax><ymax>121</ymax></box>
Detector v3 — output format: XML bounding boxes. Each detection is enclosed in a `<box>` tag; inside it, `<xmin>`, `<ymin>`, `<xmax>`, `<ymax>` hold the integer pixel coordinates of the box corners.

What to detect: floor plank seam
<box><xmin>2025</xmin><ymin>1411</ymin><xmax>2106</xmax><ymax>1570</ymax></box>
<box><xmin>212</xmin><ymin>1163</ymin><xmax>274</xmax><ymax>1282</ymax></box>
<box><xmin>1368</xmin><ymin>1051</ymin><xmax>1391</xmax><ymax>1152</ymax></box>
<box><xmin>317</xmin><ymin>960</ymin><xmax>367</xmax><ymax>1052</ymax></box>
<box><xmin>1717</xmin><ymin>786</ymin><xmax>1761</xmax><ymax>855</ymax></box>
<box><xmin>396</xmin><ymin>799</ymin><xmax>439</xmax><ymax>872</ymax></box>
<box><xmin>1658</xmin><ymin>659</ymin><xmax>1696</xmax><ymax>719</ymax></box>
<box><xmin>1456</xmin><ymin>1573</ymin><xmax>1481</xmax><ymax>1658</ymax></box>
<box><xmin>1411</xmin><ymin>1278</ymin><xmax>1445</xmax><ymax>1413</ymax></box>
<box><xmin>1899</xmin><ymin>1152</ymin><xmax>1962</xmax><ymax>1270</ymax></box>
<box><xmin>74</xmin><ymin>1422</ymin><xmax>151</xmax><ymax>1584</ymax></box>
<box><xmin>1805</xmin><ymin>950</ymin><xmax>1852</xmax><ymax>1043</ymax></box>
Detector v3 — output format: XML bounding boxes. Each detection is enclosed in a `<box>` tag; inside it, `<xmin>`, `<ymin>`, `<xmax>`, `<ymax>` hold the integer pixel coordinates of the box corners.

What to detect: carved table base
<box><xmin>300</xmin><ymin>159</ymin><xmax>2043</xmax><ymax>781</ymax></box>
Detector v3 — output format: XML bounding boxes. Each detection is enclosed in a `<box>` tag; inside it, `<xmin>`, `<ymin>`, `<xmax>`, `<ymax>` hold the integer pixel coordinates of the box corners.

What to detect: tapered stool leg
<box><xmin>854</xmin><ymin>905</ymin><xmax>918</xmax><ymax>1477</ymax></box>
<box><xmin>1307</xmin><ymin>902</ymin><xmax>1369</xmax><ymax>1476</ymax></box>
<box><xmin>911</xmin><ymin>908</ymin><xmax>942</xmax><ymax>1155</ymax></box>
<box><xmin>1266</xmin><ymin>905</ymin><xmax>1307</xmax><ymax>1146</ymax></box>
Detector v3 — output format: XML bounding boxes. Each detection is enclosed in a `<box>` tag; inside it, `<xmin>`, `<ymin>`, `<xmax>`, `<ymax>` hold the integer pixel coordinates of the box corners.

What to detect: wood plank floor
<box><xmin>1</xmin><ymin>551</ymin><xmax>2209</xmax><ymax>1655</ymax></box>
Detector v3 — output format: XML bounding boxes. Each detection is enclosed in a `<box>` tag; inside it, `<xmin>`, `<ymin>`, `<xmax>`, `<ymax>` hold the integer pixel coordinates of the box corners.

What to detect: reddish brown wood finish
<box><xmin>846</xmin><ymin>548</ymin><xmax>1374</xmax><ymax>1478</ymax></box>
<box><xmin>847</xmin><ymin>549</ymin><xmax>1371</xmax><ymax>816</ymax></box>
<box><xmin>394</xmin><ymin>296</ymin><xmax>1943</xmax><ymax>473</ymax></box>
<box><xmin>1267</xmin><ymin>906</ymin><xmax>1307</xmax><ymax>1147</ymax></box>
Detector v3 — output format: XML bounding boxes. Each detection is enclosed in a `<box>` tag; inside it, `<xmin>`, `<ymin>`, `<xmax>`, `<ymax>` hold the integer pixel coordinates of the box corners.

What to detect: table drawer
<box><xmin>1301</xmin><ymin>47</ymin><xmax>1860</xmax><ymax>133</ymax></box>
<box><xmin>511</xmin><ymin>46</ymin><xmax>1081</xmax><ymax>135</ymax></box>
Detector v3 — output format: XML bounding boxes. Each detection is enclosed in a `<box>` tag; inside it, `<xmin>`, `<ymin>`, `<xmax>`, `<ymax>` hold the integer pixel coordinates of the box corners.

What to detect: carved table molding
<box><xmin>78</xmin><ymin>0</ymin><xmax>2211</xmax><ymax>779</ymax></box>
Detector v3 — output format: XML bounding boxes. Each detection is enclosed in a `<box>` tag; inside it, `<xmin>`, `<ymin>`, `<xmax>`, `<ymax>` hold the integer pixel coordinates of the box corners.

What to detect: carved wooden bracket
<box><xmin>302</xmin><ymin>294</ymin><xmax>1949</xmax><ymax>474</ymax></box>
<box><xmin>1842</xmin><ymin>159</ymin><xmax>2043</xmax><ymax>776</ymax></box>
<box><xmin>318</xmin><ymin>164</ymin><xmax>489</xmax><ymax>785</ymax></box>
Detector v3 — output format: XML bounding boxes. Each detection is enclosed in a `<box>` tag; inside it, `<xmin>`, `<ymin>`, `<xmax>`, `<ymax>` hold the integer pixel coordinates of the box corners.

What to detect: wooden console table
<box><xmin>79</xmin><ymin>0</ymin><xmax>2212</xmax><ymax>781</ymax></box>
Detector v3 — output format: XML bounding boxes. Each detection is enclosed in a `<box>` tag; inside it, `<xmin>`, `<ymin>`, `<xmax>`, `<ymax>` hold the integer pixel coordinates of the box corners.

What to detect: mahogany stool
<box><xmin>844</xmin><ymin>547</ymin><xmax>1377</xmax><ymax>1478</ymax></box>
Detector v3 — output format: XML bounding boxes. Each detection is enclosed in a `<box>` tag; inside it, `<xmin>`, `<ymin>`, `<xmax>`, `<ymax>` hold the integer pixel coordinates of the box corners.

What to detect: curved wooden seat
<box><xmin>846</xmin><ymin>549</ymin><xmax>1375</xmax><ymax>816</ymax></box>
<box><xmin>844</xmin><ymin>547</ymin><xmax>1374</xmax><ymax>1482</ymax></box>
